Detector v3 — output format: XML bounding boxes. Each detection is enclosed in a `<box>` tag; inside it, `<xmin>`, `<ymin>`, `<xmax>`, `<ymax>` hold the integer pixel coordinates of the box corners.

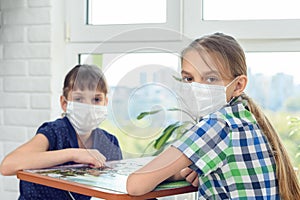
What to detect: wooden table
<box><xmin>17</xmin><ymin>157</ymin><xmax>197</xmax><ymax>200</ymax></box>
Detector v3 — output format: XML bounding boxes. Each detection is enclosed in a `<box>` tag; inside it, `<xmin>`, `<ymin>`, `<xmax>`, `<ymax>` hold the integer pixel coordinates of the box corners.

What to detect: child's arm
<box><xmin>126</xmin><ymin>146</ymin><xmax>192</xmax><ymax>196</ymax></box>
<box><xmin>0</xmin><ymin>134</ymin><xmax>106</xmax><ymax>176</ymax></box>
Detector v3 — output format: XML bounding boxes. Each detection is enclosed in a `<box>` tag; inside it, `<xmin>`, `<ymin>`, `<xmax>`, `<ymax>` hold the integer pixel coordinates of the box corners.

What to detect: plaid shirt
<box><xmin>172</xmin><ymin>97</ymin><xmax>280</xmax><ymax>199</ymax></box>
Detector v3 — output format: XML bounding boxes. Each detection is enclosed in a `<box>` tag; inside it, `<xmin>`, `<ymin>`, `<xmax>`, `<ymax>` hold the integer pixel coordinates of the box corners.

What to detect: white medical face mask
<box><xmin>66</xmin><ymin>101</ymin><xmax>108</xmax><ymax>135</ymax></box>
<box><xmin>177</xmin><ymin>78</ymin><xmax>238</xmax><ymax>118</ymax></box>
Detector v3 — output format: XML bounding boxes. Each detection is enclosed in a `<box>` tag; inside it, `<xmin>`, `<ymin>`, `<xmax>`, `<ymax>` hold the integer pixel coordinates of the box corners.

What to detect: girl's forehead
<box><xmin>182</xmin><ymin>51</ymin><xmax>219</xmax><ymax>73</ymax></box>
<box><xmin>182</xmin><ymin>50</ymin><xmax>231</xmax><ymax>79</ymax></box>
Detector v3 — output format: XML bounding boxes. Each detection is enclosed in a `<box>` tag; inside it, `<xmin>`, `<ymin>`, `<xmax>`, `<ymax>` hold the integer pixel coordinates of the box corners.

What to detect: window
<box><xmin>184</xmin><ymin>1</ymin><xmax>300</xmax><ymax>39</ymax></box>
<box><xmin>79</xmin><ymin>52</ymin><xmax>182</xmax><ymax>158</ymax></box>
<box><xmin>65</xmin><ymin>0</ymin><xmax>181</xmax><ymax>42</ymax></box>
<box><xmin>65</xmin><ymin>0</ymin><xmax>300</xmax><ymax>169</ymax></box>
<box><xmin>203</xmin><ymin>0</ymin><xmax>300</xmax><ymax>20</ymax></box>
<box><xmin>246</xmin><ymin>52</ymin><xmax>300</xmax><ymax>167</ymax></box>
<box><xmin>88</xmin><ymin>0</ymin><xmax>167</xmax><ymax>25</ymax></box>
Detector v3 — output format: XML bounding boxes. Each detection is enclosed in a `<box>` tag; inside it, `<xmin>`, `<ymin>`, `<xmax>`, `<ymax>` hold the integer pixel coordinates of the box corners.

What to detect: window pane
<box><xmin>79</xmin><ymin>52</ymin><xmax>181</xmax><ymax>158</ymax></box>
<box><xmin>203</xmin><ymin>0</ymin><xmax>300</xmax><ymax>20</ymax></box>
<box><xmin>246</xmin><ymin>52</ymin><xmax>300</xmax><ymax>167</ymax></box>
<box><xmin>88</xmin><ymin>0</ymin><xmax>167</xmax><ymax>25</ymax></box>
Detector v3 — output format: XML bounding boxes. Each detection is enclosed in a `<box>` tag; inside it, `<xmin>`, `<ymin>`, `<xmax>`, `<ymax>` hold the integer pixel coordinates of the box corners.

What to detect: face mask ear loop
<box><xmin>61</xmin><ymin>96</ymin><xmax>69</xmax><ymax>117</ymax></box>
<box><xmin>225</xmin><ymin>76</ymin><xmax>240</xmax><ymax>103</ymax></box>
<box><xmin>63</xmin><ymin>96</ymin><xmax>68</xmax><ymax>103</ymax></box>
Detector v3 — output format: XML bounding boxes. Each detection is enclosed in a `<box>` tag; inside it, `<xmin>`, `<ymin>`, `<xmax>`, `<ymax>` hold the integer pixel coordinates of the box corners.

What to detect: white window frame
<box><xmin>65</xmin><ymin>0</ymin><xmax>182</xmax><ymax>42</ymax></box>
<box><xmin>65</xmin><ymin>0</ymin><xmax>300</xmax><ymax>52</ymax></box>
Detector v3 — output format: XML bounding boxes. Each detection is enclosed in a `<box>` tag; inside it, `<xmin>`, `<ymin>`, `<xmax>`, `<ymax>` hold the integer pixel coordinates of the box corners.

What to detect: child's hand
<box><xmin>180</xmin><ymin>167</ymin><xmax>199</xmax><ymax>187</ymax></box>
<box><xmin>72</xmin><ymin>149</ymin><xmax>106</xmax><ymax>168</ymax></box>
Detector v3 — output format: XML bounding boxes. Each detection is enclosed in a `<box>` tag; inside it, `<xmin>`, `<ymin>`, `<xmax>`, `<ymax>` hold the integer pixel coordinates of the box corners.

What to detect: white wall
<box><xmin>0</xmin><ymin>0</ymin><xmax>65</xmax><ymax>198</ymax></box>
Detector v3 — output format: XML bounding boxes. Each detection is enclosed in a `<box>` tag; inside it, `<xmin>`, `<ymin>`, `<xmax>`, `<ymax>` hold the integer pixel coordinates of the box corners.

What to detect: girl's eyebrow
<box><xmin>202</xmin><ymin>70</ymin><xmax>220</xmax><ymax>77</ymax></box>
<box><xmin>71</xmin><ymin>91</ymin><xmax>84</xmax><ymax>95</ymax></box>
<box><xmin>94</xmin><ymin>93</ymin><xmax>105</xmax><ymax>97</ymax></box>
<box><xmin>181</xmin><ymin>70</ymin><xmax>193</xmax><ymax>76</ymax></box>
<box><xmin>182</xmin><ymin>69</ymin><xmax>220</xmax><ymax>77</ymax></box>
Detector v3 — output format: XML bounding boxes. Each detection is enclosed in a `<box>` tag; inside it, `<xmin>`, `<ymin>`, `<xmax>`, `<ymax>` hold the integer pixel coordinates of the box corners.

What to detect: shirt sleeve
<box><xmin>36</xmin><ymin>119</ymin><xmax>70</xmax><ymax>151</ymax></box>
<box><xmin>36</xmin><ymin>122</ymin><xmax>56</xmax><ymax>151</ymax></box>
<box><xmin>172</xmin><ymin>117</ymin><xmax>230</xmax><ymax>176</ymax></box>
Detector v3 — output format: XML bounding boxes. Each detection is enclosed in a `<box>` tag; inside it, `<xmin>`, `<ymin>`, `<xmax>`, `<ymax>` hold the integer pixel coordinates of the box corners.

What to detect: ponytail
<box><xmin>241</xmin><ymin>93</ymin><xmax>300</xmax><ymax>200</ymax></box>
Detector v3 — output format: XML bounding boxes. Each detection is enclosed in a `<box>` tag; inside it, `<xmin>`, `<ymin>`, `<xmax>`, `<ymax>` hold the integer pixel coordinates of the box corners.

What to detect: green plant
<box><xmin>137</xmin><ymin>108</ymin><xmax>198</xmax><ymax>156</ymax></box>
<box><xmin>289</xmin><ymin>116</ymin><xmax>300</xmax><ymax>136</ymax></box>
<box><xmin>288</xmin><ymin>116</ymin><xmax>300</xmax><ymax>158</ymax></box>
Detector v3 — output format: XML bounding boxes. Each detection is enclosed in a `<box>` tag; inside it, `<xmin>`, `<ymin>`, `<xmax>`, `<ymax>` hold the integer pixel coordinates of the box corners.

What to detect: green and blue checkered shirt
<box><xmin>172</xmin><ymin>97</ymin><xmax>280</xmax><ymax>199</ymax></box>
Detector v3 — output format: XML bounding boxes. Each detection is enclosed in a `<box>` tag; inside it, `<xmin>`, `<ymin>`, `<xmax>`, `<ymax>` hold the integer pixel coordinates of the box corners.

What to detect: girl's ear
<box><xmin>60</xmin><ymin>95</ymin><xmax>67</xmax><ymax>112</ymax></box>
<box><xmin>104</xmin><ymin>95</ymin><xmax>109</xmax><ymax>106</ymax></box>
<box><xmin>232</xmin><ymin>75</ymin><xmax>247</xmax><ymax>97</ymax></box>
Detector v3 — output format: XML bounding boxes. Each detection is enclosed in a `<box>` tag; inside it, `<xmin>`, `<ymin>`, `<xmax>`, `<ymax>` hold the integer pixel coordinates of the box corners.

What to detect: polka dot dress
<box><xmin>18</xmin><ymin>117</ymin><xmax>122</xmax><ymax>200</ymax></box>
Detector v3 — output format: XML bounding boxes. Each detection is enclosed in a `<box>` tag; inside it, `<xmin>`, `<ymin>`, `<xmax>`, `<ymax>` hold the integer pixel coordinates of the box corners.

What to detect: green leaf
<box><xmin>136</xmin><ymin>110</ymin><xmax>162</xmax><ymax>120</ymax></box>
<box><xmin>172</xmin><ymin>75</ymin><xmax>182</xmax><ymax>82</ymax></box>
<box><xmin>152</xmin><ymin>144</ymin><xmax>167</xmax><ymax>156</ymax></box>
<box><xmin>289</xmin><ymin>128</ymin><xmax>300</xmax><ymax>137</ymax></box>
<box><xmin>154</xmin><ymin>122</ymin><xmax>181</xmax><ymax>150</ymax></box>
<box><xmin>174</xmin><ymin>121</ymin><xmax>192</xmax><ymax>138</ymax></box>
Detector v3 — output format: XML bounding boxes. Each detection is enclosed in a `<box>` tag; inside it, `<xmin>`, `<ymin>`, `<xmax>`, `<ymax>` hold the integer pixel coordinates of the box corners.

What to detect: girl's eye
<box><xmin>93</xmin><ymin>97</ymin><xmax>102</xmax><ymax>104</ymax></box>
<box><xmin>182</xmin><ymin>76</ymin><xmax>193</xmax><ymax>83</ymax></box>
<box><xmin>205</xmin><ymin>76</ymin><xmax>219</xmax><ymax>83</ymax></box>
<box><xmin>74</xmin><ymin>97</ymin><xmax>82</xmax><ymax>102</ymax></box>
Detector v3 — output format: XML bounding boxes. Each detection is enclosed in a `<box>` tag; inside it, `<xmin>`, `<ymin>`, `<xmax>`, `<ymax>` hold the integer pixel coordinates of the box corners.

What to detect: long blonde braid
<box><xmin>241</xmin><ymin>93</ymin><xmax>300</xmax><ymax>200</ymax></box>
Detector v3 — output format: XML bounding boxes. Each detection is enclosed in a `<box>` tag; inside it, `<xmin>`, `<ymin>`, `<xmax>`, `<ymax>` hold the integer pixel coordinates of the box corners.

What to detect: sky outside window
<box><xmin>88</xmin><ymin>0</ymin><xmax>167</xmax><ymax>25</ymax></box>
<box><xmin>203</xmin><ymin>0</ymin><xmax>300</xmax><ymax>20</ymax></box>
<box><xmin>247</xmin><ymin>52</ymin><xmax>300</xmax><ymax>84</ymax></box>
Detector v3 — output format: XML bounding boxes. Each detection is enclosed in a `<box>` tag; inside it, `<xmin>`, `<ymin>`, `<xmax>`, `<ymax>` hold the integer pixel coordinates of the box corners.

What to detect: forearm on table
<box><xmin>0</xmin><ymin>149</ymin><xmax>75</xmax><ymax>175</ymax></box>
<box><xmin>127</xmin><ymin>147</ymin><xmax>191</xmax><ymax>196</ymax></box>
